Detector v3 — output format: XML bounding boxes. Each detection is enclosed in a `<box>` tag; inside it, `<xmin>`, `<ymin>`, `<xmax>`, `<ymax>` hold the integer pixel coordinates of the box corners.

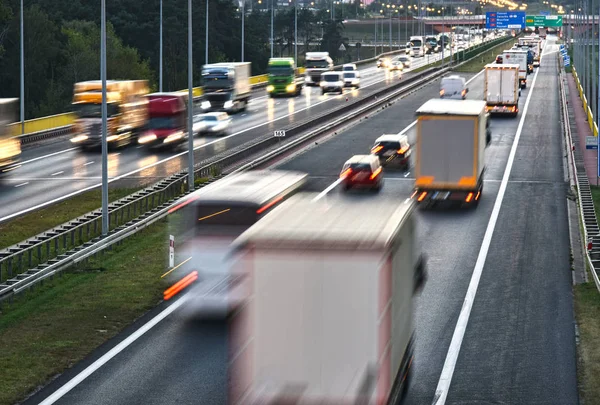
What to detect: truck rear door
<box><xmin>501</xmin><ymin>69</ymin><xmax>516</xmax><ymax>103</ymax></box>
<box><xmin>486</xmin><ymin>70</ymin><xmax>501</xmax><ymax>103</ymax></box>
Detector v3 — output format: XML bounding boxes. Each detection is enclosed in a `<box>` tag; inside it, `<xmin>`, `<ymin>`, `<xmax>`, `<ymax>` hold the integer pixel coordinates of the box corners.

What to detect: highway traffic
<box><xmin>19</xmin><ymin>37</ymin><xmax>578</xmax><ymax>405</ymax></box>
<box><xmin>0</xmin><ymin>49</ymin><xmax>455</xmax><ymax>222</ymax></box>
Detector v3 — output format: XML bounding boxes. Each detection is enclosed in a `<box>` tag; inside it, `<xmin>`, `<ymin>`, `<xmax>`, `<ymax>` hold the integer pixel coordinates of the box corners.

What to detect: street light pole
<box><xmin>20</xmin><ymin>0</ymin><xmax>24</xmax><ymax>135</ymax></box>
<box><xmin>271</xmin><ymin>0</ymin><xmax>274</xmax><ymax>57</ymax></box>
<box><xmin>206</xmin><ymin>0</ymin><xmax>209</xmax><ymax>64</ymax></box>
<box><xmin>188</xmin><ymin>0</ymin><xmax>194</xmax><ymax>192</ymax></box>
<box><xmin>295</xmin><ymin>0</ymin><xmax>298</xmax><ymax>63</ymax></box>
<box><xmin>241</xmin><ymin>0</ymin><xmax>245</xmax><ymax>61</ymax></box>
<box><xmin>160</xmin><ymin>0</ymin><xmax>163</xmax><ymax>92</ymax></box>
<box><xmin>100</xmin><ymin>0</ymin><xmax>109</xmax><ymax>235</ymax></box>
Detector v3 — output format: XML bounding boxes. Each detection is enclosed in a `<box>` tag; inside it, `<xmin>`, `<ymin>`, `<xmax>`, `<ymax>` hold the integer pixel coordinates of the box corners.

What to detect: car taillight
<box><xmin>370</xmin><ymin>167</ymin><xmax>382</xmax><ymax>180</ymax></box>
<box><xmin>398</xmin><ymin>145</ymin><xmax>409</xmax><ymax>154</ymax></box>
<box><xmin>340</xmin><ymin>168</ymin><xmax>353</xmax><ymax>179</ymax></box>
<box><xmin>461</xmin><ymin>89</ymin><xmax>467</xmax><ymax>97</ymax></box>
<box><xmin>371</xmin><ymin>145</ymin><xmax>384</xmax><ymax>154</ymax></box>
<box><xmin>440</xmin><ymin>90</ymin><xmax>445</xmax><ymax>96</ymax></box>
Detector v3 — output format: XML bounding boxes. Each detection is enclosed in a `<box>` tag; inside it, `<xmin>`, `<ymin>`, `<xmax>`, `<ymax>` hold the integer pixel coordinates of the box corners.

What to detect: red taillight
<box><xmin>256</xmin><ymin>196</ymin><xmax>284</xmax><ymax>214</ymax></box>
<box><xmin>398</xmin><ymin>145</ymin><xmax>409</xmax><ymax>154</ymax></box>
<box><xmin>372</xmin><ymin>145</ymin><xmax>384</xmax><ymax>154</ymax></box>
<box><xmin>465</xmin><ymin>192</ymin><xmax>474</xmax><ymax>203</ymax></box>
<box><xmin>340</xmin><ymin>168</ymin><xmax>353</xmax><ymax>179</ymax></box>
<box><xmin>164</xmin><ymin>271</ymin><xmax>199</xmax><ymax>301</ymax></box>
<box><xmin>370</xmin><ymin>167</ymin><xmax>382</xmax><ymax>180</ymax></box>
<box><xmin>440</xmin><ymin>90</ymin><xmax>445</xmax><ymax>97</ymax></box>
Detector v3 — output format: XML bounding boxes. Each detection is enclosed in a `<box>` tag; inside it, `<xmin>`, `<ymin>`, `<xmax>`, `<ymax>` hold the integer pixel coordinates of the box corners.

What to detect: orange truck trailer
<box><xmin>0</xmin><ymin>98</ymin><xmax>21</xmax><ymax>176</ymax></box>
<box><xmin>412</xmin><ymin>99</ymin><xmax>491</xmax><ymax>208</ymax></box>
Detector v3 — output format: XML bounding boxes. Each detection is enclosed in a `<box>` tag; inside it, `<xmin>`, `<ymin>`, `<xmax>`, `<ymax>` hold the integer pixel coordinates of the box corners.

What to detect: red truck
<box><xmin>138</xmin><ymin>93</ymin><xmax>188</xmax><ymax>148</ymax></box>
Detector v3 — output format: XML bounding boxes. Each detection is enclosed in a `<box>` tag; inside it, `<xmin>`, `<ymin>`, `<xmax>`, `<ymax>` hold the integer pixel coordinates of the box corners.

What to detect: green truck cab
<box><xmin>266</xmin><ymin>58</ymin><xmax>304</xmax><ymax>97</ymax></box>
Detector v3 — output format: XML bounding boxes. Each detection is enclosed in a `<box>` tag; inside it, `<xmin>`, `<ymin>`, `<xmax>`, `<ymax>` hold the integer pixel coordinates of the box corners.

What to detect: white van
<box><xmin>440</xmin><ymin>75</ymin><xmax>468</xmax><ymax>100</ymax></box>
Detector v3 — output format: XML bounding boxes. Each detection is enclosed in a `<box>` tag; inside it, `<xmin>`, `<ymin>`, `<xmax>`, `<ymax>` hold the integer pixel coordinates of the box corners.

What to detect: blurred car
<box><xmin>440</xmin><ymin>75</ymin><xmax>468</xmax><ymax>100</ymax></box>
<box><xmin>339</xmin><ymin>154</ymin><xmax>383</xmax><ymax>192</ymax></box>
<box><xmin>343</xmin><ymin>71</ymin><xmax>361</xmax><ymax>88</ymax></box>
<box><xmin>495</xmin><ymin>55</ymin><xmax>503</xmax><ymax>64</ymax></box>
<box><xmin>197</xmin><ymin>112</ymin><xmax>231</xmax><ymax>136</ymax></box>
<box><xmin>370</xmin><ymin>134</ymin><xmax>411</xmax><ymax>170</ymax></box>
<box><xmin>342</xmin><ymin>63</ymin><xmax>358</xmax><ymax>71</ymax></box>
<box><xmin>388</xmin><ymin>58</ymin><xmax>404</xmax><ymax>72</ymax></box>
<box><xmin>377</xmin><ymin>57</ymin><xmax>391</xmax><ymax>68</ymax></box>
<box><xmin>397</xmin><ymin>56</ymin><xmax>412</xmax><ymax>69</ymax></box>
<box><xmin>320</xmin><ymin>72</ymin><xmax>344</xmax><ymax>94</ymax></box>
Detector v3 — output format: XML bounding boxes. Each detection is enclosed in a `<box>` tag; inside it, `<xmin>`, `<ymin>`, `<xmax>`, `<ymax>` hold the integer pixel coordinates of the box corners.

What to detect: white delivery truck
<box><xmin>305</xmin><ymin>52</ymin><xmax>334</xmax><ymax>86</ymax></box>
<box><xmin>502</xmin><ymin>49</ymin><xmax>528</xmax><ymax>89</ymax></box>
<box><xmin>201</xmin><ymin>62</ymin><xmax>252</xmax><ymax>113</ymax></box>
<box><xmin>227</xmin><ymin>193</ymin><xmax>427</xmax><ymax>405</ymax></box>
<box><xmin>409</xmin><ymin>36</ymin><xmax>425</xmax><ymax>57</ymax></box>
<box><xmin>484</xmin><ymin>63</ymin><xmax>520</xmax><ymax>116</ymax></box>
<box><xmin>412</xmin><ymin>99</ymin><xmax>490</xmax><ymax>208</ymax></box>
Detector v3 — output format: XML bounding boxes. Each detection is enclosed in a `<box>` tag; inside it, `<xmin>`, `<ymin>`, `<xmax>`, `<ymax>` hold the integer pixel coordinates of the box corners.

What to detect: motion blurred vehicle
<box><xmin>397</xmin><ymin>55</ymin><xmax>412</xmax><ymax>69</ymax></box>
<box><xmin>388</xmin><ymin>58</ymin><xmax>404</xmax><ymax>72</ymax></box>
<box><xmin>70</xmin><ymin>80</ymin><xmax>149</xmax><ymax>150</ymax></box>
<box><xmin>503</xmin><ymin>49</ymin><xmax>528</xmax><ymax>88</ymax></box>
<box><xmin>0</xmin><ymin>98</ymin><xmax>21</xmax><ymax>176</ymax></box>
<box><xmin>266</xmin><ymin>57</ymin><xmax>303</xmax><ymax>98</ymax></box>
<box><xmin>137</xmin><ymin>93</ymin><xmax>188</xmax><ymax>149</ymax></box>
<box><xmin>305</xmin><ymin>52</ymin><xmax>333</xmax><ymax>86</ymax></box>
<box><xmin>377</xmin><ymin>57</ymin><xmax>391</xmax><ymax>68</ymax></box>
<box><xmin>440</xmin><ymin>75</ymin><xmax>468</xmax><ymax>100</ymax></box>
<box><xmin>484</xmin><ymin>63</ymin><xmax>520</xmax><ymax>116</ymax></box>
<box><xmin>201</xmin><ymin>62</ymin><xmax>251</xmax><ymax>113</ymax></box>
<box><xmin>342</xmin><ymin>63</ymin><xmax>358</xmax><ymax>71</ymax></box>
<box><xmin>196</xmin><ymin>112</ymin><xmax>231</xmax><ymax>136</ymax></box>
<box><xmin>425</xmin><ymin>35</ymin><xmax>440</xmax><ymax>53</ymax></box>
<box><xmin>343</xmin><ymin>71</ymin><xmax>361</xmax><ymax>88</ymax></box>
<box><xmin>164</xmin><ymin>170</ymin><xmax>308</xmax><ymax>318</ymax></box>
<box><xmin>495</xmin><ymin>54</ymin><xmax>503</xmax><ymax>64</ymax></box>
<box><xmin>320</xmin><ymin>72</ymin><xmax>344</xmax><ymax>95</ymax></box>
<box><xmin>339</xmin><ymin>154</ymin><xmax>383</xmax><ymax>192</ymax></box>
<box><xmin>370</xmin><ymin>133</ymin><xmax>411</xmax><ymax>169</ymax></box>
<box><xmin>227</xmin><ymin>194</ymin><xmax>426</xmax><ymax>405</ymax></box>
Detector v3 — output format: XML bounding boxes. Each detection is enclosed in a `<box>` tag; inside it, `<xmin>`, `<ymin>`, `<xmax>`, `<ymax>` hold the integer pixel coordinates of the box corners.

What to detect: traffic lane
<box><xmin>445</xmin><ymin>49</ymin><xmax>578</xmax><ymax>404</ymax></box>
<box><xmin>48</xmin><ymin>310</ymin><xmax>229</xmax><ymax>405</ymax></box>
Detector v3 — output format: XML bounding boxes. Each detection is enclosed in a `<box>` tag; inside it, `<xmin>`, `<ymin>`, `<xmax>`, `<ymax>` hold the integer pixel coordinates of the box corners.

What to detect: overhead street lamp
<box><xmin>160</xmin><ymin>0</ymin><xmax>163</xmax><ymax>92</ymax></box>
<box><xmin>188</xmin><ymin>0</ymin><xmax>194</xmax><ymax>191</ymax></box>
<box><xmin>20</xmin><ymin>0</ymin><xmax>24</xmax><ymax>135</ymax></box>
<box><xmin>100</xmin><ymin>0</ymin><xmax>108</xmax><ymax>235</ymax></box>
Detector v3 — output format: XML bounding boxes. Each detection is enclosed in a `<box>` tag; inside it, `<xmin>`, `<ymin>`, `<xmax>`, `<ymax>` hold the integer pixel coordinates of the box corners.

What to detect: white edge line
<box><xmin>19</xmin><ymin>147</ymin><xmax>78</xmax><ymax>166</ymax></box>
<box><xmin>431</xmin><ymin>43</ymin><xmax>546</xmax><ymax>405</ymax></box>
<box><xmin>0</xmin><ymin>52</ymin><xmax>448</xmax><ymax>223</ymax></box>
<box><xmin>38</xmin><ymin>295</ymin><xmax>190</xmax><ymax>405</ymax></box>
<box><xmin>312</xmin><ymin>67</ymin><xmax>486</xmax><ymax>199</ymax></box>
<box><xmin>14</xmin><ymin>182</ymin><xmax>29</xmax><ymax>188</ymax></box>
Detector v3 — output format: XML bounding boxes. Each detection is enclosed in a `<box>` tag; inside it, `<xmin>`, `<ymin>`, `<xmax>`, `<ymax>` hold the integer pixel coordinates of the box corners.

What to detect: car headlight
<box><xmin>201</xmin><ymin>101</ymin><xmax>211</xmax><ymax>109</ymax></box>
<box><xmin>286</xmin><ymin>83</ymin><xmax>296</xmax><ymax>92</ymax></box>
<box><xmin>224</xmin><ymin>100</ymin><xmax>233</xmax><ymax>109</ymax></box>
<box><xmin>267</xmin><ymin>85</ymin><xmax>275</xmax><ymax>92</ymax></box>
<box><xmin>138</xmin><ymin>134</ymin><xmax>157</xmax><ymax>144</ymax></box>
<box><xmin>319</xmin><ymin>82</ymin><xmax>325</xmax><ymax>87</ymax></box>
<box><xmin>70</xmin><ymin>134</ymin><xmax>89</xmax><ymax>143</ymax></box>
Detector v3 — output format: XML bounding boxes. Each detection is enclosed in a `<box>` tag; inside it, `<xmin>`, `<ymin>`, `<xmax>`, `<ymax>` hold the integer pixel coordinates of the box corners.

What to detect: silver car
<box><xmin>197</xmin><ymin>112</ymin><xmax>231</xmax><ymax>136</ymax></box>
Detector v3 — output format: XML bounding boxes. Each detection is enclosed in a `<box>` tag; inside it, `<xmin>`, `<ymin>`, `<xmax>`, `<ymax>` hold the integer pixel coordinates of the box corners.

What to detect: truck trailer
<box><xmin>304</xmin><ymin>52</ymin><xmax>333</xmax><ymax>86</ymax></box>
<box><xmin>484</xmin><ymin>63</ymin><xmax>520</xmax><ymax>116</ymax></box>
<box><xmin>0</xmin><ymin>98</ymin><xmax>21</xmax><ymax>176</ymax></box>
<box><xmin>137</xmin><ymin>93</ymin><xmax>188</xmax><ymax>149</ymax></box>
<box><xmin>502</xmin><ymin>49</ymin><xmax>528</xmax><ymax>89</ymax></box>
<box><xmin>266</xmin><ymin>58</ymin><xmax>304</xmax><ymax>97</ymax></box>
<box><xmin>70</xmin><ymin>80</ymin><xmax>149</xmax><ymax>149</ymax></box>
<box><xmin>227</xmin><ymin>193</ymin><xmax>426</xmax><ymax>405</ymax></box>
<box><xmin>412</xmin><ymin>99</ymin><xmax>490</xmax><ymax>208</ymax></box>
<box><xmin>201</xmin><ymin>62</ymin><xmax>251</xmax><ymax>114</ymax></box>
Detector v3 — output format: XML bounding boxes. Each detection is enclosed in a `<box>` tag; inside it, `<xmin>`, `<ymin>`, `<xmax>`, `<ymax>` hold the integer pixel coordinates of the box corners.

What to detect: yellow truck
<box><xmin>0</xmin><ymin>98</ymin><xmax>21</xmax><ymax>176</ymax></box>
<box><xmin>412</xmin><ymin>99</ymin><xmax>490</xmax><ymax>209</ymax></box>
<box><xmin>70</xmin><ymin>80</ymin><xmax>149</xmax><ymax>149</ymax></box>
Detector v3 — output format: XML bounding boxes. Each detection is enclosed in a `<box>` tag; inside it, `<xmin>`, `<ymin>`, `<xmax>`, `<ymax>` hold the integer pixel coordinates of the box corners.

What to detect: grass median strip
<box><xmin>0</xmin><ymin>214</ymin><xmax>180</xmax><ymax>405</ymax></box>
<box><xmin>454</xmin><ymin>38</ymin><xmax>519</xmax><ymax>73</ymax></box>
<box><xmin>574</xmin><ymin>282</ymin><xmax>600</xmax><ymax>404</ymax></box>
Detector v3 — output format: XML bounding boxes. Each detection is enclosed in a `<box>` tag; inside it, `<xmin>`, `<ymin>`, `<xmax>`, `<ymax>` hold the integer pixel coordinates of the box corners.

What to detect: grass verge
<box><xmin>0</xmin><ymin>214</ymin><xmax>178</xmax><ymax>405</ymax></box>
<box><xmin>0</xmin><ymin>187</ymin><xmax>139</xmax><ymax>250</ymax></box>
<box><xmin>574</xmin><ymin>282</ymin><xmax>600</xmax><ymax>404</ymax></box>
<box><xmin>454</xmin><ymin>39</ymin><xmax>517</xmax><ymax>73</ymax></box>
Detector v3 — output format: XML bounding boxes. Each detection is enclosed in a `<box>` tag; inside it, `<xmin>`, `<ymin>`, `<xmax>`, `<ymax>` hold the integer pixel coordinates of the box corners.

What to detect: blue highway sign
<box><xmin>486</xmin><ymin>11</ymin><xmax>526</xmax><ymax>29</ymax></box>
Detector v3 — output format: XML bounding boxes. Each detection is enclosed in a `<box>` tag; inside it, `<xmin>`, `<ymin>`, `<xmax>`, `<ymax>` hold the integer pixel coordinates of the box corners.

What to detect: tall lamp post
<box><xmin>241</xmin><ymin>0</ymin><xmax>245</xmax><ymax>61</ymax></box>
<box><xmin>20</xmin><ymin>0</ymin><xmax>24</xmax><ymax>135</ymax></box>
<box><xmin>100</xmin><ymin>0</ymin><xmax>108</xmax><ymax>235</ymax></box>
<box><xmin>160</xmin><ymin>0</ymin><xmax>163</xmax><ymax>92</ymax></box>
<box><xmin>188</xmin><ymin>0</ymin><xmax>194</xmax><ymax>191</ymax></box>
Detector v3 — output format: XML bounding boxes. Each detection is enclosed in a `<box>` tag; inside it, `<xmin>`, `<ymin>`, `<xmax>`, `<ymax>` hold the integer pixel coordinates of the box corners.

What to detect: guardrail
<box><xmin>558</xmin><ymin>54</ymin><xmax>600</xmax><ymax>291</ymax></box>
<box><xmin>572</xmin><ymin>67</ymin><xmax>599</xmax><ymax>137</ymax></box>
<box><xmin>0</xmin><ymin>35</ymin><xmax>513</xmax><ymax>303</ymax></box>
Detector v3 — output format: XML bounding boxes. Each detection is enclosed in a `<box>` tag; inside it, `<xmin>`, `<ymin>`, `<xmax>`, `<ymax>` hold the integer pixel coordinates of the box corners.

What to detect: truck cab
<box><xmin>304</xmin><ymin>52</ymin><xmax>333</xmax><ymax>86</ymax></box>
<box><xmin>138</xmin><ymin>93</ymin><xmax>188</xmax><ymax>149</ymax></box>
<box><xmin>266</xmin><ymin>57</ymin><xmax>303</xmax><ymax>97</ymax></box>
<box><xmin>0</xmin><ymin>98</ymin><xmax>21</xmax><ymax>176</ymax></box>
<box><xmin>201</xmin><ymin>62</ymin><xmax>251</xmax><ymax>114</ymax></box>
<box><xmin>409</xmin><ymin>36</ymin><xmax>425</xmax><ymax>57</ymax></box>
<box><xmin>425</xmin><ymin>36</ymin><xmax>439</xmax><ymax>53</ymax></box>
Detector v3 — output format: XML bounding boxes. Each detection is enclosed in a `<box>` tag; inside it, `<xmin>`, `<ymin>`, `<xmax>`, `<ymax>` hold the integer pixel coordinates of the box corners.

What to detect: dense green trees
<box><xmin>0</xmin><ymin>0</ymin><xmax>345</xmax><ymax>119</ymax></box>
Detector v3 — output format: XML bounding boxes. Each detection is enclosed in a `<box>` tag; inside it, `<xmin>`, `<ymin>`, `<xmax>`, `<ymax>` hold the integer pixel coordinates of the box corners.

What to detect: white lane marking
<box><xmin>431</xmin><ymin>42</ymin><xmax>548</xmax><ymax>405</ymax></box>
<box><xmin>84</xmin><ymin>161</ymin><xmax>94</xmax><ymax>166</ymax></box>
<box><xmin>14</xmin><ymin>182</ymin><xmax>29</xmax><ymax>188</ymax></box>
<box><xmin>312</xmin><ymin>67</ymin><xmax>486</xmax><ymax>199</ymax></box>
<box><xmin>18</xmin><ymin>147</ymin><xmax>78</xmax><ymax>166</ymax></box>
<box><xmin>51</xmin><ymin>171</ymin><xmax>64</xmax><ymax>176</ymax></box>
<box><xmin>38</xmin><ymin>295</ymin><xmax>190</xmax><ymax>405</ymax></box>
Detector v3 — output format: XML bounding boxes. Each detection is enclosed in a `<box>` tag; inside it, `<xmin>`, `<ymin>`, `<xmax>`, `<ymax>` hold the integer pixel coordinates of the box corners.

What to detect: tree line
<box><xmin>0</xmin><ymin>0</ymin><xmax>347</xmax><ymax>119</ymax></box>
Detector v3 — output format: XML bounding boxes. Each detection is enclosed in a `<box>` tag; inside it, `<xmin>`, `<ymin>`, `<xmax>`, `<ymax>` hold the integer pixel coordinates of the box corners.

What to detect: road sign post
<box><xmin>169</xmin><ymin>235</ymin><xmax>175</xmax><ymax>268</ymax></box>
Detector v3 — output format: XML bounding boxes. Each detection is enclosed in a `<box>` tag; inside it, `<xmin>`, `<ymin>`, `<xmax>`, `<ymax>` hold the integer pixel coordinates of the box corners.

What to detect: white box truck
<box><xmin>304</xmin><ymin>52</ymin><xmax>333</xmax><ymax>86</ymax></box>
<box><xmin>201</xmin><ymin>62</ymin><xmax>251</xmax><ymax>113</ymax></box>
<box><xmin>484</xmin><ymin>63</ymin><xmax>520</xmax><ymax>116</ymax></box>
<box><xmin>412</xmin><ymin>99</ymin><xmax>490</xmax><ymax>208</ymax></box>
<box><xmin>227</xmin><ymin>194</ymin><xmax>427</xmax><ymax>405</ymax></box>
<box><xmin>502</xmin><ymin>49</ymin><xmax>528</xmax><ymax>89</ymax></box>
<box><xmin>409</xmin><ymin>36</ymin><xmax>425</xmax><ymax>57</ymax></box>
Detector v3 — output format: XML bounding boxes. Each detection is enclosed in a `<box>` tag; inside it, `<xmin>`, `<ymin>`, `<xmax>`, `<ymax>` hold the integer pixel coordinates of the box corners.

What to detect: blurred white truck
<box><xmin>412</xmin><ymin>99</ymin><xmax>490</xmax><ymax>208</ymax></box>
<box><xmin>502</xmin><ymin>49</ymin><xmax>528</xmax><ymax>89</ymax></box>
<box><xmin>227</xmin><ymin>193</ymin><xmax>427</xmax><ymax>405</ymax></box>
<box><xmin>484</xmin><ymin>63</ymin><xmax>520</xmax><ymax>116</ymax></box>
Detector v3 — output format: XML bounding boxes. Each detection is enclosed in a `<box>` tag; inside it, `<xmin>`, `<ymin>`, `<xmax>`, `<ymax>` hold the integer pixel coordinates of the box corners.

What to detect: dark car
<box><xmin>495</xmin><ymin>55</ymin><xmax>503</xmax><ymax>64</ymax></box>
<box><xmin>339</xmin><ymin>155</ymin><xmax>383</xmax><ymax>192</ymax></box>
<box><xmin>370</xmin><ymin>134</ymin><xmax>411</xmax><ymax>170</ymax></box>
